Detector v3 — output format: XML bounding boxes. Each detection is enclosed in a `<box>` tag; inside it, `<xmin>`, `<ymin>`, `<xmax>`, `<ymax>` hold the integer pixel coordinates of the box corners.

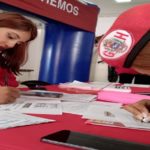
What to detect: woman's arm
<box><xmin>0</xmin><ymin>87</ymin><xmax>20</xmax><ymax>104</ymax></box>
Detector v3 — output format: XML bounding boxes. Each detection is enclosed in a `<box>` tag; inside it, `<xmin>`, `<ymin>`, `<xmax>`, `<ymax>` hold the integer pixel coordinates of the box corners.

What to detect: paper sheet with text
<box><xmin>83</xmin><ymin>102</ymin><xmax>150</xmax><ymax>130</ymax></box>
<box><xmin>0</xmin><ymin>111</ymin><xmax>55</xmax><ymax>129</ymax></box>
<box><xmin>0</xmin><ymin>97</ymin><xmax>62</xmax><ymax>115</ymax></box>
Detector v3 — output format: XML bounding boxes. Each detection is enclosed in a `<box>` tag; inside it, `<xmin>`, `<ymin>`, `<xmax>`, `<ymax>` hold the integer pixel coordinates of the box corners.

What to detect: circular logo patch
<box><xmin>100</xmin><ymin>30</ymin><xmax>133</xmax><ymax>59</ymax></box>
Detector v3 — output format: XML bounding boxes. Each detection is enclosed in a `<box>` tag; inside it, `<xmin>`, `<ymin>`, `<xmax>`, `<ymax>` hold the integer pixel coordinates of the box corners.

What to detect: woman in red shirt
<box><xmin>98</xmin><ymin>4</ymin><xmax>150</xmax><ymax>121</ymax></box>
<box><xmin>0</xmin><ymin>12</ymin><xmax>37</xmax><ymax>104</ymax></box>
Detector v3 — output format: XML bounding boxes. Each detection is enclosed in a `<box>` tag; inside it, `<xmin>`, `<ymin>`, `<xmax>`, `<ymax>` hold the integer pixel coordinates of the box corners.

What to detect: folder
<box><xmin>98</xmin><ymin>91</ymin><xmax>150</xmax><ymax>104</ymax></box>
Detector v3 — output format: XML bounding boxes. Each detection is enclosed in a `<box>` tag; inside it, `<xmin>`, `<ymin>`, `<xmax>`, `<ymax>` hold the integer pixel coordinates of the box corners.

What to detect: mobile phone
<box><xmin>41</xmin><ymin>130</ymin><xmax>150</xmax><ymax>150</ymax></box>
<box><xmin>30</xmin><ymin>86</ymin><xmax>47</xmax><ymax>90</ymax></box>
<box><xmin>20</xmin><ymin>90</ymin><xmax>63</xmax><ymax>98</ymax></box>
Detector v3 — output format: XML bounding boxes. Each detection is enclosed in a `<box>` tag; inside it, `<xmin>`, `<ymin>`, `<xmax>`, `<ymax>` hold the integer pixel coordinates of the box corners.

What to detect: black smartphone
<box><xmin>41</xmin><ymin>130</ymin><xmax>150</xmax><ymax>150</ymax></box>
<box><xmin>30</xmin><ymin>86</ymin><xmax>47</xmax><ymax>90</ymax></box>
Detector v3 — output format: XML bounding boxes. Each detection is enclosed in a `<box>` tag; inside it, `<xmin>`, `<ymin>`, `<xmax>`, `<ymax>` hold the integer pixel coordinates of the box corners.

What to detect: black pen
<box><xmin>4</xmin><ymin>72</ymin><xmax>8</xmax><ymax>86</ymax></box>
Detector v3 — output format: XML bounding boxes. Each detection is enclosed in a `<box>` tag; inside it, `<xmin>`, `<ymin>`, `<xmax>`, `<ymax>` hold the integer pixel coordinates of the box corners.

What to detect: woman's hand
<box><xmin>0</xmin><ymin>87</ymin><xmax>20</xmax><ymax>104</ymax></box>
<box><xmin>123</xmin><ymin>100</ymin><xmax>150</xmax><ymax>122</ymax></box>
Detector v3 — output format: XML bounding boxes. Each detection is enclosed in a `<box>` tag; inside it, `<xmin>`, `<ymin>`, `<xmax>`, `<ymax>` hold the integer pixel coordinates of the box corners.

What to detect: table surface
<box><xmin>0</xmin><ymin>85</ymin><xmax>150</xmax><ymax>150</ymax></box>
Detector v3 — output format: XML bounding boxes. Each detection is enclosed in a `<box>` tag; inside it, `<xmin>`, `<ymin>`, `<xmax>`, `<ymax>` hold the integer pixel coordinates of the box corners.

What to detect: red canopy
<box><xmin>0</xmin><ymin>0</ymin><xmax>99</xmax><ymax>32</ymax></box>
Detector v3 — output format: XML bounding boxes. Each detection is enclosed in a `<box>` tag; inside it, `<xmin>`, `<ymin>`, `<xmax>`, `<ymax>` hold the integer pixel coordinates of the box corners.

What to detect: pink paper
<box><xmin>98</xmin><ymin>91</ymin><xmax>150</xmax><ymax>104</ymax></box>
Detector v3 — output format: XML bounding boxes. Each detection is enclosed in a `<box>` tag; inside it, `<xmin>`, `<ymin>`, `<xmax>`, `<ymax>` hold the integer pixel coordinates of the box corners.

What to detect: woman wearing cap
<box><xmin>0</xmin><ymin>12</ymin><xmax>37</xmax><ymax>104</ymax></box>
<box><xmin>98</xmin><ymin>4</ymin><xmax>150</xmax><ymax>121</ymax></box>
<box><xmin>118</xmin><ymin>39</ymin><xmax>150</xmax><ymax>122</ymax></box>
<box><xmin>123</xmin><ymin>41</ymin><xmax>150</xmax><ymax>122</ymax></box>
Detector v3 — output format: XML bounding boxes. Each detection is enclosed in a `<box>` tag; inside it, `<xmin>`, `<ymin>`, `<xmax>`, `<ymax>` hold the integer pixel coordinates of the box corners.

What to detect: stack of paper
<box><xmin>59</xmin><ymin>80</ymin><xmax>111</xmax><ymax>91</ymax></box>
<box><xmin>20</xmin><ymin>90</ymin><xmax>96</xmax><ymax>102</ymax></box>
<box><xmin>0</xmin><ymin>92</ymin><xmax>96</xmax><ymax>115</ymax></box>
<box><xmin>0</xmin><ymin>98</ymin><xmax>62</xmax><ymax>115</ymax></box>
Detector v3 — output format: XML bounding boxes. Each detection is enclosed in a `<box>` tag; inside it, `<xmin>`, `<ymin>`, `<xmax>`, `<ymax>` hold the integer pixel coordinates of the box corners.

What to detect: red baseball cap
<box><xmin>98</xmin><ymin>3</ymin><xmax>150</xmax><ymax>69</ymax></box>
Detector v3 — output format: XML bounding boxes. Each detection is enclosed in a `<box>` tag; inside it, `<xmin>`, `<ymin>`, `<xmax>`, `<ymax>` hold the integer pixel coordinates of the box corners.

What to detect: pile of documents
<box><xmin>1</xmin><ymin>88</ymin><xmax>149</xmax><ymax>131</ymax></box>
<box><xmin>0</xmin><ymin>91</ymin><xmax>96</xmax><ymax>115</ymax></box>
<box><xmin>82</xmin><ymin>102</ymin><xmax>150</xmax><ymax>131</ymax></box>
<box><xmin>0</xmin><ymin>90</ymin><xmax>96</xmax><ymax>129</ymax></box>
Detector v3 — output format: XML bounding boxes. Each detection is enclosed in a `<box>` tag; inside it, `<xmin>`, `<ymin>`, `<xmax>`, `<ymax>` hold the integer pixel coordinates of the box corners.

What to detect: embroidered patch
<box><xmin>100</xmin><ymin>30</ymin><xmax>133</xmax><ymax>59</ymax></box>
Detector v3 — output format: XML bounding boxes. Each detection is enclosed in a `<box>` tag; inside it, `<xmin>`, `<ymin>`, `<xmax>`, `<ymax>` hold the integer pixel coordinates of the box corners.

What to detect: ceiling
<box><xmin>87</xmin><ymin>0</ymin><xmax>150</xmax><ymax>17</ymax></box>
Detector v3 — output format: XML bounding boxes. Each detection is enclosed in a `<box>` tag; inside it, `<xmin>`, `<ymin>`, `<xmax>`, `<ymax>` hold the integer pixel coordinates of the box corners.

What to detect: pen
<box><xmin>4</xmin><ymin>72</ymin><xmax>8</xmax><ymax>86</ymax></box>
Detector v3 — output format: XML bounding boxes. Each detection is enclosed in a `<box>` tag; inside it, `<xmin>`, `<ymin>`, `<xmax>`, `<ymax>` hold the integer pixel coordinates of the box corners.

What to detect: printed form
<box><xmin>0</xmin><ymin>97</ymin><xmax>62</xmax><ymax>115</ymax></box>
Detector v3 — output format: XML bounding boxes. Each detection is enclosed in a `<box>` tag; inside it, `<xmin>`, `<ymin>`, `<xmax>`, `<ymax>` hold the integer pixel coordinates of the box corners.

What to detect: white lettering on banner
<box><xmin>41</xmin><ymin>0</ymin><xmax>79</xmax><ymax>16</ymax></box>
<box><xmin>50</xmin><ymin>0</ymin><xmax>57</xmax><ymax>7</ymax></box>
<box><xmin>57</xmin><ymin>0</ymin><xmax>65</xmax><ymax>10</ymax></box>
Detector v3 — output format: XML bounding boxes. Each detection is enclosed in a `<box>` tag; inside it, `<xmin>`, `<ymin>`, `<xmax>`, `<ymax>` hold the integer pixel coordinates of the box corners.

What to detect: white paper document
<box><xmin>0</xmin><ymin>97</ymin><xmax>62</xmax><ymax>115</ymax></box>
<box><xmin>0</xmin><ymin>92</ymin><xmax>96</xmax><ymax>115</ymax></box>
<box><xmin>83</xmin><ymin>102</ymin><xmax>150</xmax><ymax>130</ymax></box>
<box><xmin>61</xmin><ymin>93</ymin><xmax>96</xmax><ymax>102</ymax></box>
<box><xmin>0</xmin><ymin>111</ymin><xmax>55</xmax><ymax>129</ymax></box>
<box><xmin>59</xmin><ymin>80</ymin><xmax>132</xmax><ymax>93</ymax></box>
<box><xmin>59</xmin><ymin>80</ymin><xmax>111</xmax><ymax>91</ymax></box>
<box><xmin>62</xmin><ymin>102</ymin><xmax>90</xmax><ymax>115</ymax></box>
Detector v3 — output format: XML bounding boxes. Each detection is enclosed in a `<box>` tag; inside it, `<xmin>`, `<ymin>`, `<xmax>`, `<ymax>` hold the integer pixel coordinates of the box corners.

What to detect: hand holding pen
<box><xmin>123</xmin><ymin>100</ymin><xmax>150</xmax><ymax>123</ymax></box>
<box><xmin>0</xmin><ymin>87</ymin><xmax>20</xmax><ymax>104</ymax></box>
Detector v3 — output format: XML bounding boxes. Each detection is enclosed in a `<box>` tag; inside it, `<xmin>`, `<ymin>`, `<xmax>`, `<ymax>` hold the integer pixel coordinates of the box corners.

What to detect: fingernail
<box><xmin>142</xmin><ymin>117</ymin><xmax>150</xmax><ymax>123</ymax></box>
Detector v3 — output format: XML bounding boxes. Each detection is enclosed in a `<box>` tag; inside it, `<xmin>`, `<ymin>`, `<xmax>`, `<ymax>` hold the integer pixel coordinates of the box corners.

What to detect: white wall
<box><xmin>0</xmin><ymin>10</ymin><xmax>45</xmax><ymax>82</ymax></box>
<box><xmin>95</xmin><ymin>17</ymin><xmax>116</xmax><ymax>36</ymax></box>
<box><xmin>89</xmin><ymin>17</ymin><xmax>116</xmax><ymax>82</ymax></box>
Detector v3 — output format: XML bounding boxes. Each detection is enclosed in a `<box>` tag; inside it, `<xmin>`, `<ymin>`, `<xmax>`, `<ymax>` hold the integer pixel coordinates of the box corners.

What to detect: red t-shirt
<box><xmin>0</xmin><ymin>68</ymin><xmax>19</xmax><ymax>87</ymax></box>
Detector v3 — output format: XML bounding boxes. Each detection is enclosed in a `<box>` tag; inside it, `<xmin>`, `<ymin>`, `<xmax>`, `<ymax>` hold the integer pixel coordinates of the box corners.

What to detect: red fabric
<box><xmin>0</xmin><ymin>113</ymin><xmax>149</xmax><ymax>150</ymax></box>
<box><xmin>131</xmin><ymin>86</ymin><xmax>150</xmax><ymax>94</ymax></box>
<box><xmin>0</xmin><ymin>85</ymin><xmax>149</xmax><ymax>150</ymax></box>
<box><xmin>0</xmin><ymin>68</ymin><xmax>18</xmax><ymax>87</ymax></box>
<box><xmin>98</xmin><ymin>3</ymin><xmax>150</xmax><ymax>68</ymax></box>
<box><xmin>115</xmin><ymin>67</ymin><xmax>137</xmax><ymax>74</ymax></box>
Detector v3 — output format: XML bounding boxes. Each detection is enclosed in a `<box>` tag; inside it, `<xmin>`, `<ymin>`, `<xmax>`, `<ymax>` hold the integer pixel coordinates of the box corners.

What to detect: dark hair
<box><xmin>0</xmin><ymin>12</ymin><xmax>37</xmax><ymax>74</ymax></box>
<box><xmin>95</xmin><ymin>35</ymin><xmax>103</xmax><ymax>44</ymax></box>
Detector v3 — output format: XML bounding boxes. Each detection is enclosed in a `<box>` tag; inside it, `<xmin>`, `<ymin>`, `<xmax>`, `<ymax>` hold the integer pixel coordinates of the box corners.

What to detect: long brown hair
<box><xmin>0</xmin><ymin>12</ymin><xmax>37</xmax><ymax>75</ymax></box>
